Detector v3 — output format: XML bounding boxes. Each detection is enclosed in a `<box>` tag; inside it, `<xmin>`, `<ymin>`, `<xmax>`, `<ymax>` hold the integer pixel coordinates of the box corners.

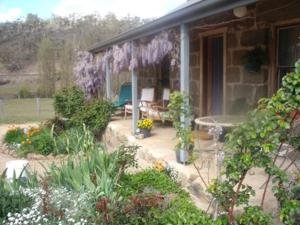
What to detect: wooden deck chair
<box><xmin>147</xmin><ymin>88</ymin><xmax>171</xmax><ymax>121</ymax></box>
<box><xmin>124</xmin><ymin>87</ymin><xmax>155</xmax><ymax>119</ymax></box>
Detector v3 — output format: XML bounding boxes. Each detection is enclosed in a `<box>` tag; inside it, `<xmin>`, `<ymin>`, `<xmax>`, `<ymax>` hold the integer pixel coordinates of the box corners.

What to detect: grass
<box><xmin>0</xmin><ymin>98</ymin><xmax>54</xmax><ymax>124</ymax></box>
<box><xmin>0</xmin><ymin>83</ymin><xmax>37</xmax><ymax>98</ymax></box>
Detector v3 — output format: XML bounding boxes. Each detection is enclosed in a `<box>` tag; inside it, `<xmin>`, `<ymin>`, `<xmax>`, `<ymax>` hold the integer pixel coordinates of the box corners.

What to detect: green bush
<box><xmin>118</xmin><ymin>170</ymin><xmax>213</xmax><ymax>225</ymax></box>
<box><xmin>4</xmin><ymin>127</ymin><xmax>24</xmax><ymax>144</ymax></box>
<box><xmin>53</xmin><ymin>86</ymin><xmax>85</xmax><ymax>118</ymax></box>
<box><xmin>71</xmin><ymin>100</ymin><xmax>115</xmax><ymax>133</ymax></box>
<box><xmin>42</xmin><ymin>116</ymin><xmax>69</xmax><ymax>135</ymax></box>
<box><xmin>18</xmin><ymin>87</ymin><xmax>33</xmax><ymax>98</ymax></box>
<box><xmin>19</xmin><ymin>128</ymin><xmax>54</xmax><ymax>156</ymax></box>
<box><xmin>238</xmin><ymin>206</ymin><xmax>273</xmax><ymax>225</ymax></box>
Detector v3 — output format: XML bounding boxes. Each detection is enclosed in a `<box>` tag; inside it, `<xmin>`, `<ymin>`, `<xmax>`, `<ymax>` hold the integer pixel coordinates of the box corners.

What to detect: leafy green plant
<box><xmin>53</xmin><ymin>86</ymin><xmax>85</xmax><ymax>118</ymax></box>
<box><xmin>280</xmin><ymin>200</ymin><xmax>300</xmax><ymax>225</ymax></box>
<box><xmin>41</xmin><ymin>116</ymin><xmax>69</xmax><ymax>135</ymax></box>
<box><xmin>19</xmin><ymin>128</ymin><xmax>55</xmax><ymax>156</ymax></box>
<box><xmin>208</xmin><ymin>59</ymin><xmax>300</xmax><ymax>224</ymax></box>
<box><xmin>117</xmin><ymin>170</ymin><xmax>213</xmax><ymax>225</ymax></box>
<box><xmin>237</xmin><ymin>206</ymin><xmax>273</xmax><ymax>225</ymax></box>
<box><xmin>46</xmin><ymin>145</ymin><xmax>138</xmax><ymax>194</ymax></box>
<box><xmin>53</xmin><ymin>124</ymin><xmax>95</xmax><ymax>154</ymax></box>
<box><xmin>0</xmin><ymin>176</ymin><xmax>34</xmax><ymax>221</ymax></box>
<box><xmin>4</xmin><ymin>127</ymin><xmax>24</xmax><ymax>144</ymax></box>
<box><xmin>71</xmin><ymin>100</ymin><xmax>115</xmax><ymax>134</ymax></box>
<box><xmin>167</xmin><ymin>91</ymin><xmax>194</xmax><ymax>153</ymax></box>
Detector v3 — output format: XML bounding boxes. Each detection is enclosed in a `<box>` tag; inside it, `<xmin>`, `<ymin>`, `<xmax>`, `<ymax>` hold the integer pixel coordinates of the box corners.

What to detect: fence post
<box><xmin>36</xmin><ymin>97</ymin><xmax>40</xmax><ymax>116</ymax></box>
<box><xmin>0</xmin><ymin>99</ymin><xmax>3</xmax><ymax>116</ymax></box>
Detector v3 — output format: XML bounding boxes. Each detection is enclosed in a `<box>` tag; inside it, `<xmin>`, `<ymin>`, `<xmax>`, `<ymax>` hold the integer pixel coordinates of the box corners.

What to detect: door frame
<box><xmin>199</xmin><ymin>28</ymin><xmax>227</xmax><ymax>116</ymax></box>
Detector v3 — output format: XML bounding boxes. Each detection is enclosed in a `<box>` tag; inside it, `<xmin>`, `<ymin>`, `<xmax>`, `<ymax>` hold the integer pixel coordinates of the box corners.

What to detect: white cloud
<box><xmin>53</xmin><ymin>0</ymin><xmax>186</xmax><ymax>19</ymax></box>
<box><xmin>0</xmin><ymin>7</ymin><xmax>22</xmax><ymax>22</ymax></box>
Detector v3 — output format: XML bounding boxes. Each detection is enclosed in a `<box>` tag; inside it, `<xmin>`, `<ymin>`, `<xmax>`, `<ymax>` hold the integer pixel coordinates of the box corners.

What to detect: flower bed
<box><xmin>0</xmin><ymin>144</ymin><xmax>213</xmax><ymax>225</ymax></box>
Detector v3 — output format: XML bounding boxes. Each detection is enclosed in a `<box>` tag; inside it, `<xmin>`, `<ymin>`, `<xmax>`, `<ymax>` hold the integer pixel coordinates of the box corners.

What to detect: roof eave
<box><xmin>89</xmin><ymin>0</ymin><xmax>257</xmax><ymax>53</ymax></box>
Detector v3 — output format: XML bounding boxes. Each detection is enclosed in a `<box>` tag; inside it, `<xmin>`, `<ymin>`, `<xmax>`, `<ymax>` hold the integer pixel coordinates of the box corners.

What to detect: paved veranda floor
<box><xmin>103</xmin><ymin>117</ymin><xmax>299</xmax><ymax>221</ymax></box>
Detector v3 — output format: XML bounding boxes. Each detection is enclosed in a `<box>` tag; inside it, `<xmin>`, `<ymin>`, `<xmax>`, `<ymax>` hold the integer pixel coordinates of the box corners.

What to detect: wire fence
<box><xmin>0</xmin><ymin>98</ymin><xmax>54</xmax><ymax>124</ymax></box>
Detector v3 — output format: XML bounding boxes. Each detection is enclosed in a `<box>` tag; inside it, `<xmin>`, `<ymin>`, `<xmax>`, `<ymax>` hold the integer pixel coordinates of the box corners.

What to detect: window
<box><xmin>277</xmin><ymin>25</ymin><xmax>300</xmax><ymax>87</ymax></box>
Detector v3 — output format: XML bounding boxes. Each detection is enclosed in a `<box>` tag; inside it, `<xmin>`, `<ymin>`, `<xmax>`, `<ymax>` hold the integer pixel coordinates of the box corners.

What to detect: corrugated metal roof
<box><xmin>89</xmin><ymin>0</ymin><xmax>257</xmax><ymax>53</ymax></box>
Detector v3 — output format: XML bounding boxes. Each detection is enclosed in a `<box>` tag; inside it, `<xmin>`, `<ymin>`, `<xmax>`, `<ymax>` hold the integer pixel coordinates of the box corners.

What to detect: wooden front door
<box><xmin>202</xmin><ymin>35</ymin><xmax>224</xmax><ymax>115</ymax></box>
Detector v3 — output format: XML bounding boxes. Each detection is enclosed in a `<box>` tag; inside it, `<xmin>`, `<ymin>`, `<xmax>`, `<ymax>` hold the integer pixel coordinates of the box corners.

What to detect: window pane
<box><xmin>278</xmin><ymin>26</ymin><xmax>300</xmax><ymax>67</ymax></box>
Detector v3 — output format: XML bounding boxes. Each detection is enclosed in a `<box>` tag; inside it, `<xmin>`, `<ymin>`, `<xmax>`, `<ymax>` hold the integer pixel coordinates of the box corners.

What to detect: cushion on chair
<box><xmin>141</xmin><ymin>88</ymin><xmax>155</xmax><ymax>102</ymax></box>
<box><xmin>125</xmin><ymin>104</ymin><xmax>133</xmax><ymax>110</ymax></box>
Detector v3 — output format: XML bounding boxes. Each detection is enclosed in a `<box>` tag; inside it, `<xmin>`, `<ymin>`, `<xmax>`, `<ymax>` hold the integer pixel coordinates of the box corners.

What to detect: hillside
<box><xmin>0</xmin><ymin>13</ymin><xmax>146</xmax><ymax>98</ymax></box>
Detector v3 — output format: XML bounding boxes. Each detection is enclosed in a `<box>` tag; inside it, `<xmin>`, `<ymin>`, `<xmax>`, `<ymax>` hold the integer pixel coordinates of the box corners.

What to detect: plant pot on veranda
<box><xmin>176</xmin><ymin>149</ymin><xmax>189</xmax><ymax>164</ymax></box>
<box><xmin>140</xmin><ymin>128</ymin><xmax>151</xmax><ymax>138</ymax></box>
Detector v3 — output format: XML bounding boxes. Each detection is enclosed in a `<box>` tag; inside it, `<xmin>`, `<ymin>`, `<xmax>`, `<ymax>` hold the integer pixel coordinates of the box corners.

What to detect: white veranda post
<box><xmin>180</xmin><ymin>23</ymin><xmax>190</xmax><ymax>126</ymax></box>
<box><xmin>105</xmin><ymin>58</ymin><xmax>112</xmax><ymax>100</ymax></box>
<box><xmin>131</xmin><ymin>41</ymin><xmax>138</xmax><ymax>134</ymax></box>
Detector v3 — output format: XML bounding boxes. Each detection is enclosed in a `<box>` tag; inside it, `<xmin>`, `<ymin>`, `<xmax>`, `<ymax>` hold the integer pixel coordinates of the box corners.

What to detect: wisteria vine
<box><xmin>74</xmin><ymin>30</ymin><xmax>179</xmax><ymax>98</ymax></box>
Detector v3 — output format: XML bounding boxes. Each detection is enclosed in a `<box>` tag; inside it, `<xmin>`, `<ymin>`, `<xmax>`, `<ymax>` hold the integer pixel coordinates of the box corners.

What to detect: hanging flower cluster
<box><xmin>74</xmin><ymin>30</ymin><xmax>179</xmax><ymax>98</ymax></box>
<box><xmin>137</xmin><ymin>32</ymin><xmax>172</xmax><ymax>67</ymax></box>
<box><xmin>74</xmin><ymin>51</ymin><xmax>105</xmax><ymax>99</ymax></box>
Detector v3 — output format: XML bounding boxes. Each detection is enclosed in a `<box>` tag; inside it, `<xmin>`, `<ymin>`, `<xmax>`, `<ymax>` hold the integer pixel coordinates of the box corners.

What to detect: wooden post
<box><xmin>180</xmin><ymin>23</ymin><xmax>190</xmax><ymax>126</ymax></box>
<box><xmin>105</xmin><ymin>59</ymin><xmax>112</xmax><ymax>100</ymax></box>
<box><xmin>0</xmin><ymin>99</ymin><xmax>3</xmax><ymax>116</ymax></box>
<box><xmin>36</xmin><ymin>97</ymin><xmax>40</xmax><ymax>116</ymax></box>
<box><xmin>131</xmin><ymin>41</ymin><xmax>138</xmax><ymax>134</ymax></box>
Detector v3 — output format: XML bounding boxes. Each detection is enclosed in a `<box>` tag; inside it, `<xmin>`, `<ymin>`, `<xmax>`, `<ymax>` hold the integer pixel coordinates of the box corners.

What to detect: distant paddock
<box><xmin>0</xmin><ymin>98</ymin><xmax>54</xmax><ymax>124</ymax></box>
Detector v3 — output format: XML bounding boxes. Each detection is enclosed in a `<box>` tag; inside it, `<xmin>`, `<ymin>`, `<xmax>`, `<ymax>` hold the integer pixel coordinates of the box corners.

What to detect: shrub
<box><xmin>71</xmin><ymin>100</ymin><xmax>115</xmax><ymax>133</ymax></box>
<box><xmin>41</xmin><ymin>116</ymin><xmax>69</xmax><ymax>135</ymax></box>
<box><xmin>4</xmin><ymin>127</ymin><xmax>24</xmax><ymax>144</ymax></box>
<box><xmin>238</xmin><ymin>206</ymin><xmax>273</xmax><ymax>225</ymax></box>
<box><xmin>117</xmin><ymin>170</ymin><xmax>213</xmax><ymax>225</ymax></box>
<box><xmin>19</xmin><ymin>128</ymin><xmax>54</xmax><ymax>156</ymax></box>
<box><xmin>53</xmin><ymin>86</ymin><xmax>85</xmax><ymax>118</ymax></box>
<box><xmin>18</xmin><ymin>86</ymin><xmax>33</xmax><ymax>98</ymax></box>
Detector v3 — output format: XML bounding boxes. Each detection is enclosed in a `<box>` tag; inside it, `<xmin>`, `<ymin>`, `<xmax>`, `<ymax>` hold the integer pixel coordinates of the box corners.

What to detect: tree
<box><xmin>37</xmin><ymin>38</ymin><xmax>56</xmax><ymax>97</ymax></box>
<box><xmin>59</xmin><ymin>41</ymin><xmax>74</xmax><ymax>88</ymax></box>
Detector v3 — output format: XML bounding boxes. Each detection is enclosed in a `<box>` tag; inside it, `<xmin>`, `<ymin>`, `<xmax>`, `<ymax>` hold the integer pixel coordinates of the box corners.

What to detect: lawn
<box><xmin>0</xmin><ymin>98</ymin><xmax>54</xmax><ymax>124</ymax></box>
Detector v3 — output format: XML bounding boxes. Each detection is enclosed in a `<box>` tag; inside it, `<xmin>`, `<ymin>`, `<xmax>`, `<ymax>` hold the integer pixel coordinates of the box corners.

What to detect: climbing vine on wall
<box><xmin>74</xmin><ymin>29</ymin><xmax>180</xmax><ymax>98</ymax></box>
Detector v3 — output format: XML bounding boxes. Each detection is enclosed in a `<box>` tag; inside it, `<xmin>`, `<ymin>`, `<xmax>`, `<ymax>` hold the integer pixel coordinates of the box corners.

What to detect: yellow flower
<box><xmin>137</xmin><ymin>119</ymin><xmax>153</xmax><ymax>129</ymax></box>
<box><xmin>21</xmin><ymin>141</ymin><xmax>25</xmax><ymax>145</ymax></box>
<box><xmin>153</xmin><ymin>160</ymin><xmax>165</xmax><ymax>172</ymax></box>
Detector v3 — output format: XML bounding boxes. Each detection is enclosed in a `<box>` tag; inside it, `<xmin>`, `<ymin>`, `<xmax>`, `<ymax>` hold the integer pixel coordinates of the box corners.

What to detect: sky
<box><xmin>0</xmin><ymin>0</ymin><xmax>187</xmax><ymax>22</ymax></box>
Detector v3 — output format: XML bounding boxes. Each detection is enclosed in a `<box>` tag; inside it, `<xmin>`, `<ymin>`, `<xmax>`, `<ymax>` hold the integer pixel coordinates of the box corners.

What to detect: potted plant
<box><xmin>137</xmin><ymin>118</ymin><xmax>153</xmax><ymax>138</ymax></box>
<box><xmin>168</xmin><ymin>91</ymin><xmax>194</xmax><ymax>164</ymax></box>
<box><xmin>242</xmin><ymin>46</ymin><xmax>268</xmax><ymax>73</ymax></box>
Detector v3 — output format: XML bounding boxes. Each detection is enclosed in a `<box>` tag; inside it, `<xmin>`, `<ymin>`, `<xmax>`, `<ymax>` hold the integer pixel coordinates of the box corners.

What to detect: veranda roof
<box><xmin>88</xmin><ymin>0</ymin><xmax>257</xmax><ymax>53</ymax></box>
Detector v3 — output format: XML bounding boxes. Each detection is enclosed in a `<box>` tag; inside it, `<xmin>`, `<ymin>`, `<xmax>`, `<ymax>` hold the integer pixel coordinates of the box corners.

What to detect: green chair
<box><xmin>114</xmin><ymin>83</ymin><xmax>132</xmax><ymax>116</ymax></box>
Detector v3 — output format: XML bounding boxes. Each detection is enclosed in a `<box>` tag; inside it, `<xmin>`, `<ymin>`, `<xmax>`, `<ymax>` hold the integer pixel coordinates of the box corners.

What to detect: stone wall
<box><xmin>226</xmin><ymin>26</ymin><xmax>270</xmax><ymax>113</ymax></box>
<box><xmin>189</xmin><ymin>39</ymin><xmax>201</xmax><ymax>116</ymax></box>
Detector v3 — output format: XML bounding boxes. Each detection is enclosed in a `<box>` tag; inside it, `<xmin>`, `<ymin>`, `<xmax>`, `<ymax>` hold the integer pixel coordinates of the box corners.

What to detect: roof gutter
<box><xmin>89</xmin><ymin>0</ymin><xmax>257</xmax><ymax>53</ymax></box>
